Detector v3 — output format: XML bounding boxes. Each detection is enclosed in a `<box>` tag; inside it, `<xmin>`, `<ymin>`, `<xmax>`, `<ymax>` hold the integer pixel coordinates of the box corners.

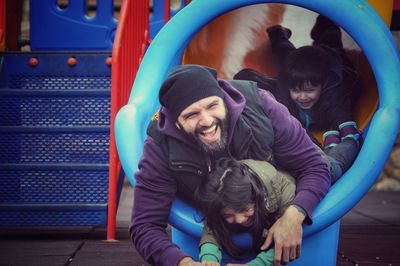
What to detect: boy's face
<box><xmin>289</xmin><ymin>81</ymin><xmax>322</xmax><ymax>110</ymax></box>
<box><xmin>222</xmin><ymin>204</ymin><xmax>255</xmax><ymax>228</ymax></box>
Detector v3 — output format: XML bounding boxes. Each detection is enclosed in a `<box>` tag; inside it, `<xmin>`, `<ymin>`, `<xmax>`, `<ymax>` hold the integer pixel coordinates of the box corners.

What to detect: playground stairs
<box><xmin>0</xmin><ymin>51</ymin><xmax>114</xmax><ymax>227</ymax></box>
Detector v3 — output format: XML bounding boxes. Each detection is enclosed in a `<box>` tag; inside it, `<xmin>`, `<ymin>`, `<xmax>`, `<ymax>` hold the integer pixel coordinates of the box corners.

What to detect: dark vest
<box><xmin>148</xmin><ymin>80</ymin><xmax>274</xmax><ymax>204</ymax></box>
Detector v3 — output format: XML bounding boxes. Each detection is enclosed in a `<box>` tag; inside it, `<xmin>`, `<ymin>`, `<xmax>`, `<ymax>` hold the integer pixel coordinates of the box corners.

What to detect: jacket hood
<box><xmin>157</xmin><ymin>80</ymin><xmax>247</xmax><ymax>148</ymax></box>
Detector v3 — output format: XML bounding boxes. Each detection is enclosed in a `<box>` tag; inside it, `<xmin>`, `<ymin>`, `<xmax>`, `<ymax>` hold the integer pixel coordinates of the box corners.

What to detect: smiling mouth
<box><xmin>200</xmin><ymin>124</ymin><xmax>217</xmax><ymax>135</ymax></box>
<box><xmin>241</xmin><ymin>219</ymin><xmax>253</xmax><ymax>227</ymax></box>
<box><xmin>197</xmin><ymin>123</ymin><xmax>219</xmax><ymax>143</ymax></box>
<box><xmin>298</xmin><ymin>101</ymin><xmax>313</xmax><ymax>108</ymax></box>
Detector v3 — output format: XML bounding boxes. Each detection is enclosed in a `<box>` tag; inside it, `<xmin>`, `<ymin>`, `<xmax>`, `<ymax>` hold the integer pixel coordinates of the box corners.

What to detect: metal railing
<box><xmin>107</xmin><ymin>0</ymin><xmax>150</xmax><ymax>240</ymax></box>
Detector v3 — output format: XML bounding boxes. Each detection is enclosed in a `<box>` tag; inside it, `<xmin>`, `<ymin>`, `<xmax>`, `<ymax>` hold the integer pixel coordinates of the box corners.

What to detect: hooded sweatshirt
<box><xmin>130</xmin><ymin>80</ymin><xmax>330</xmax><ymax>266</ymax></box>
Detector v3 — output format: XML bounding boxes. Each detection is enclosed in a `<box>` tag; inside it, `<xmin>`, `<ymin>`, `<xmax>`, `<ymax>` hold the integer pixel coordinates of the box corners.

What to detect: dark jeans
<box><xmin>325</xmin><ymin>138</ymin><xmax>359</xmax><ymax>184</ymax></box>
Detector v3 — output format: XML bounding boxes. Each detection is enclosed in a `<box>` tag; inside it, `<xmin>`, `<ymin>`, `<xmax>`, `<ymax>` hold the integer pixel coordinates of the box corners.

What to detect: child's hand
<box><xmin>178</xmin><ymin>257</ymin><xmax>201</xmax><ymax>266</ymax></box>
<box><xmin>201</xmin><ymin>261</ymin><xmax>220</xmax><ymax>266</ymax></box>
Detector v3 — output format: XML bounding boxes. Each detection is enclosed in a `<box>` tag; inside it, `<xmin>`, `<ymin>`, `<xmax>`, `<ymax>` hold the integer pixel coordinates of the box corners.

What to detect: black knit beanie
<box><xmin>159</xmin><ymin>64</ymin><xmax>224</xmax><ymax>122</ymax></box>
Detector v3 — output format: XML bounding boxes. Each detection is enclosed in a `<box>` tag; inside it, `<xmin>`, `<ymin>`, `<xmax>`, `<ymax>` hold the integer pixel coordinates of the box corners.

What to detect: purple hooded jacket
<box><xmin>130</xmin><ymin>80</ymin><xmax>330</xmax><ymax>266</ymax></box>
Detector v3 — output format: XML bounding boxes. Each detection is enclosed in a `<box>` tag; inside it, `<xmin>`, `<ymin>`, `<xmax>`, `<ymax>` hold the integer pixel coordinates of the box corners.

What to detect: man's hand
<box><xmin>178</xmin><ymin>257</ymin><xmax>201</xmax><ymax>266</ymax></box>
<box><xmin>260</xmin><ymin>205</ymin><xmax>306</xmax><ymax>266</ymax></box>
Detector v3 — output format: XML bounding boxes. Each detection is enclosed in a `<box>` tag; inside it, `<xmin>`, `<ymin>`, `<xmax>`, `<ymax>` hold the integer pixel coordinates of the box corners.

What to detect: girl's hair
<box><xmin>278</xmin><ymin>45</ymin><xmax>331</xmax><ymax>91</ymax></box>
<box><xmin>195</xmin><ymin>158</ymin><xmax>274</xmax><ymax>258</ymax></box>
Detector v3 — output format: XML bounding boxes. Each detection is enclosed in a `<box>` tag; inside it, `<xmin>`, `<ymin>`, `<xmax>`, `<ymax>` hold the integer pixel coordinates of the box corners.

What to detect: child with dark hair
<box><xmin>196</xmin><ymin>158</ymin><xmax>292</xmax><ymax>265</ymax></box>
<box><xmin>195</xmin><ymin>138</ymin><xmax>359</xmax><ymax>265</ymax></box>
<box><xmin>234</xmin><ymin>15</ymin><xmax>362</xmax><ymax>150</ymax></box>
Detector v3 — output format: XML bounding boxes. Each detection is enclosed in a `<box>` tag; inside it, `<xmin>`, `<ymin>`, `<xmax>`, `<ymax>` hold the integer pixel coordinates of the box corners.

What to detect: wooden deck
<box><xmin>337</xmin><ymin>191</ymin><xmax>400</xmax><ymax>266</ymax></box>
<box><xmin>0</xmin><ymin>186</ymin><xmax>399</xmax><ymax>266</ymax></box>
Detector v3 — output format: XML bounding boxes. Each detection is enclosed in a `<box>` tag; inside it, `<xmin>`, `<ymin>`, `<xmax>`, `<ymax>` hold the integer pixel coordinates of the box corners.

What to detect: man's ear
<box><xmin>175</xmin><ymin>121</ymin><xmax>182</xmax><ymax>130</ymax></box>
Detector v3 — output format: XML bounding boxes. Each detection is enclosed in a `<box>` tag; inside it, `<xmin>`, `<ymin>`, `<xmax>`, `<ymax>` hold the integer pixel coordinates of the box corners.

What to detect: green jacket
<box><xmin>199</xmin><ymin>159</ymin><xmax>296</xmax><ymax>265</ymax></box>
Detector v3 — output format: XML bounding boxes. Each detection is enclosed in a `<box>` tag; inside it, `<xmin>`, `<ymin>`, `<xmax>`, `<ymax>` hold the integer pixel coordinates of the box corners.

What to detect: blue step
<box><xmin>0</xmin><ymin>52</ymin><xmax>112</xmax><ymax>227</ymax></box>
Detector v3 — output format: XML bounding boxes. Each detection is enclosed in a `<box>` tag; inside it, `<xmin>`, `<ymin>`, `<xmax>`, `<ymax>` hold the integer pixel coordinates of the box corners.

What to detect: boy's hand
<box><xmin>260</xmin><ymin>205</ymin><xmax>305</xmax><ymax>266</ymax></box>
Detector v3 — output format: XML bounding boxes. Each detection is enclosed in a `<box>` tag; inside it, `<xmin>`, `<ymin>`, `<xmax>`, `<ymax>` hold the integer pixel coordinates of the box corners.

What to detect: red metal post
<box><xmin>107</xmin><ymin>0</ymin><xmax>149</xmax><ymax>241</ymax></box>
<box><xmin>0</xmin><ymin>0</ymin><xmax>5</xmax><ymax>51</ymax></box>
<box><xmin>164</xmin><ymin>0</ymin><xmax>170</xmax><ymax>23</ymax></box>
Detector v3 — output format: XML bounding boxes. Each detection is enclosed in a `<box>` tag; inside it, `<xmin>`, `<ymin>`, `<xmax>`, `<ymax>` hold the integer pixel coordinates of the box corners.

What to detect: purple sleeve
<box><xmin>258</xmin><ymin>89</ymin><xmax>331</xmax><ymax>221</ymax></box>
<box><xmin>129</xmin><ymin>137</ymin><xmax>189</xmax><ymax>266</ymax></box>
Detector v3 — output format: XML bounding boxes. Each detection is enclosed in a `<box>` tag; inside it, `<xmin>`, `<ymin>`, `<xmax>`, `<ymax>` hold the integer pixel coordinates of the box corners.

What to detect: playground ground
<box><xmin>0</xmin><ymin>182</ymin><xmax>399</xmax><ymax>266</ymax></box>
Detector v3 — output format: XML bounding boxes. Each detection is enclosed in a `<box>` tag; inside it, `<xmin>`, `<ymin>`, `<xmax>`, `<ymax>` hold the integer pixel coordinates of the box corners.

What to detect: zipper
<box><xmin>206</xmin><ymin>155</ymin><xmax>212</xmax><ymax>173</ymax></box>
<box><xmin>170</xmin><ymin>161</ymin><xmax>207</xmax><ymax>176</ymax></box>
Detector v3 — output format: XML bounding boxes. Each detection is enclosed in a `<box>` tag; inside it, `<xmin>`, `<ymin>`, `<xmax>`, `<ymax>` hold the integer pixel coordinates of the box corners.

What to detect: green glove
<box><xmin>248</xmin><ymin>249</ymin><xmax>274</xmax><ymax>266</ymax></box>
<box><xmin>199</xmin><ymin>242</ymin><xmax>222</xmax><ymax>262</ymax></box>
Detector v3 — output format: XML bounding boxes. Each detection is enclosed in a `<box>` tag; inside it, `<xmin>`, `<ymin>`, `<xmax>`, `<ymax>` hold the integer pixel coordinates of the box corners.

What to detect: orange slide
<box><xmin>183</xmin><ymin>2</ymin><xmax>393</xmax><ymax>142</ymax></box>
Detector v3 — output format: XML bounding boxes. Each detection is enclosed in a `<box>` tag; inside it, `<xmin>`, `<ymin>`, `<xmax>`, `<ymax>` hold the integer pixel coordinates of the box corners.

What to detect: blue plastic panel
<box><xmin>0</xmin><ymin>169</ymin><xmax>108</xmax><ymax>204</ymax></box>
<box><xmin>0</xmin><ymin>132</ymin><xmax>110</xmax><ymax>164</ymax></box>
<box><xmin>0</xmin><ymin>210</ymin><xmax>107</xmax><ymax>227</ymax></box>
<box><xmin>150</xmin><ymin>0</ymin><xmax>186</xmax><ymax>39</ymax></box>
<box><xmin>0</xmin><ymin>96</ymin><xmax>110</xmax><ymax>127</ymax></box>
<box><xmin>1</xmin><ymin>52</ymin><xmax>112</xmax><ymax>79</ymax></box>
<box><xmin>29</xmin><ymin>0</ymin><xmax>117</xmax><ymax>50</ymax></box>
<box><xmin>0</xmin><ymin>51</ymin><xmax>112</xmax><ymax>227</ymax></box>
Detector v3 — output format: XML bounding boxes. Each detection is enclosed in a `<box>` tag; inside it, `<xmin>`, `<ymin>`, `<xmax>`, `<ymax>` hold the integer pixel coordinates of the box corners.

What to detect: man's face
<box><xmin>176</xmin><ymin>96</ymin><xmax>228</xmax><ymax>154</ymax></box>
<box><xmin>289</xmin><ymin>81</ymin><xmax>322</xmax><ymax>110</ymax></box>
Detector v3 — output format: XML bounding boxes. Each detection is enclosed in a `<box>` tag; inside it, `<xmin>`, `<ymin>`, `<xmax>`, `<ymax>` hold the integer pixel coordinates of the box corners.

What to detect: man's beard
<box><xmin>194</xmin><ymin>118</ymin><xmax>228</xmax><ymax>155</ymax></box>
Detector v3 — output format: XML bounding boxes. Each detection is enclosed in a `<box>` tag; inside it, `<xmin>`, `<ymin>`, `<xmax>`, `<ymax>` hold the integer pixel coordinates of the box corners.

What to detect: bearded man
<box><xmin>130</xmin><ymin>64</ymin><xmax>330</xmax><ymax>266</ymax></box>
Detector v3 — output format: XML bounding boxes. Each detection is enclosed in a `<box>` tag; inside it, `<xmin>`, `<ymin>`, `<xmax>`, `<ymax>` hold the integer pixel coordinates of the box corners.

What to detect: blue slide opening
<box><xmin>115</xmin><ymin>0</ymin><xmax>400</xmax><ymax>264</ymax></box>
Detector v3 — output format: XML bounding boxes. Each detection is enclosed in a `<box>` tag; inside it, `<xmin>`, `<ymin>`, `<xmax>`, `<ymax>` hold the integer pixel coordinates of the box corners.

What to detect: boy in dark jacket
<box><xmin>234</xmin><ymin>16</ymin><xmax>362</xmax><ymax>150</ymax></box>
